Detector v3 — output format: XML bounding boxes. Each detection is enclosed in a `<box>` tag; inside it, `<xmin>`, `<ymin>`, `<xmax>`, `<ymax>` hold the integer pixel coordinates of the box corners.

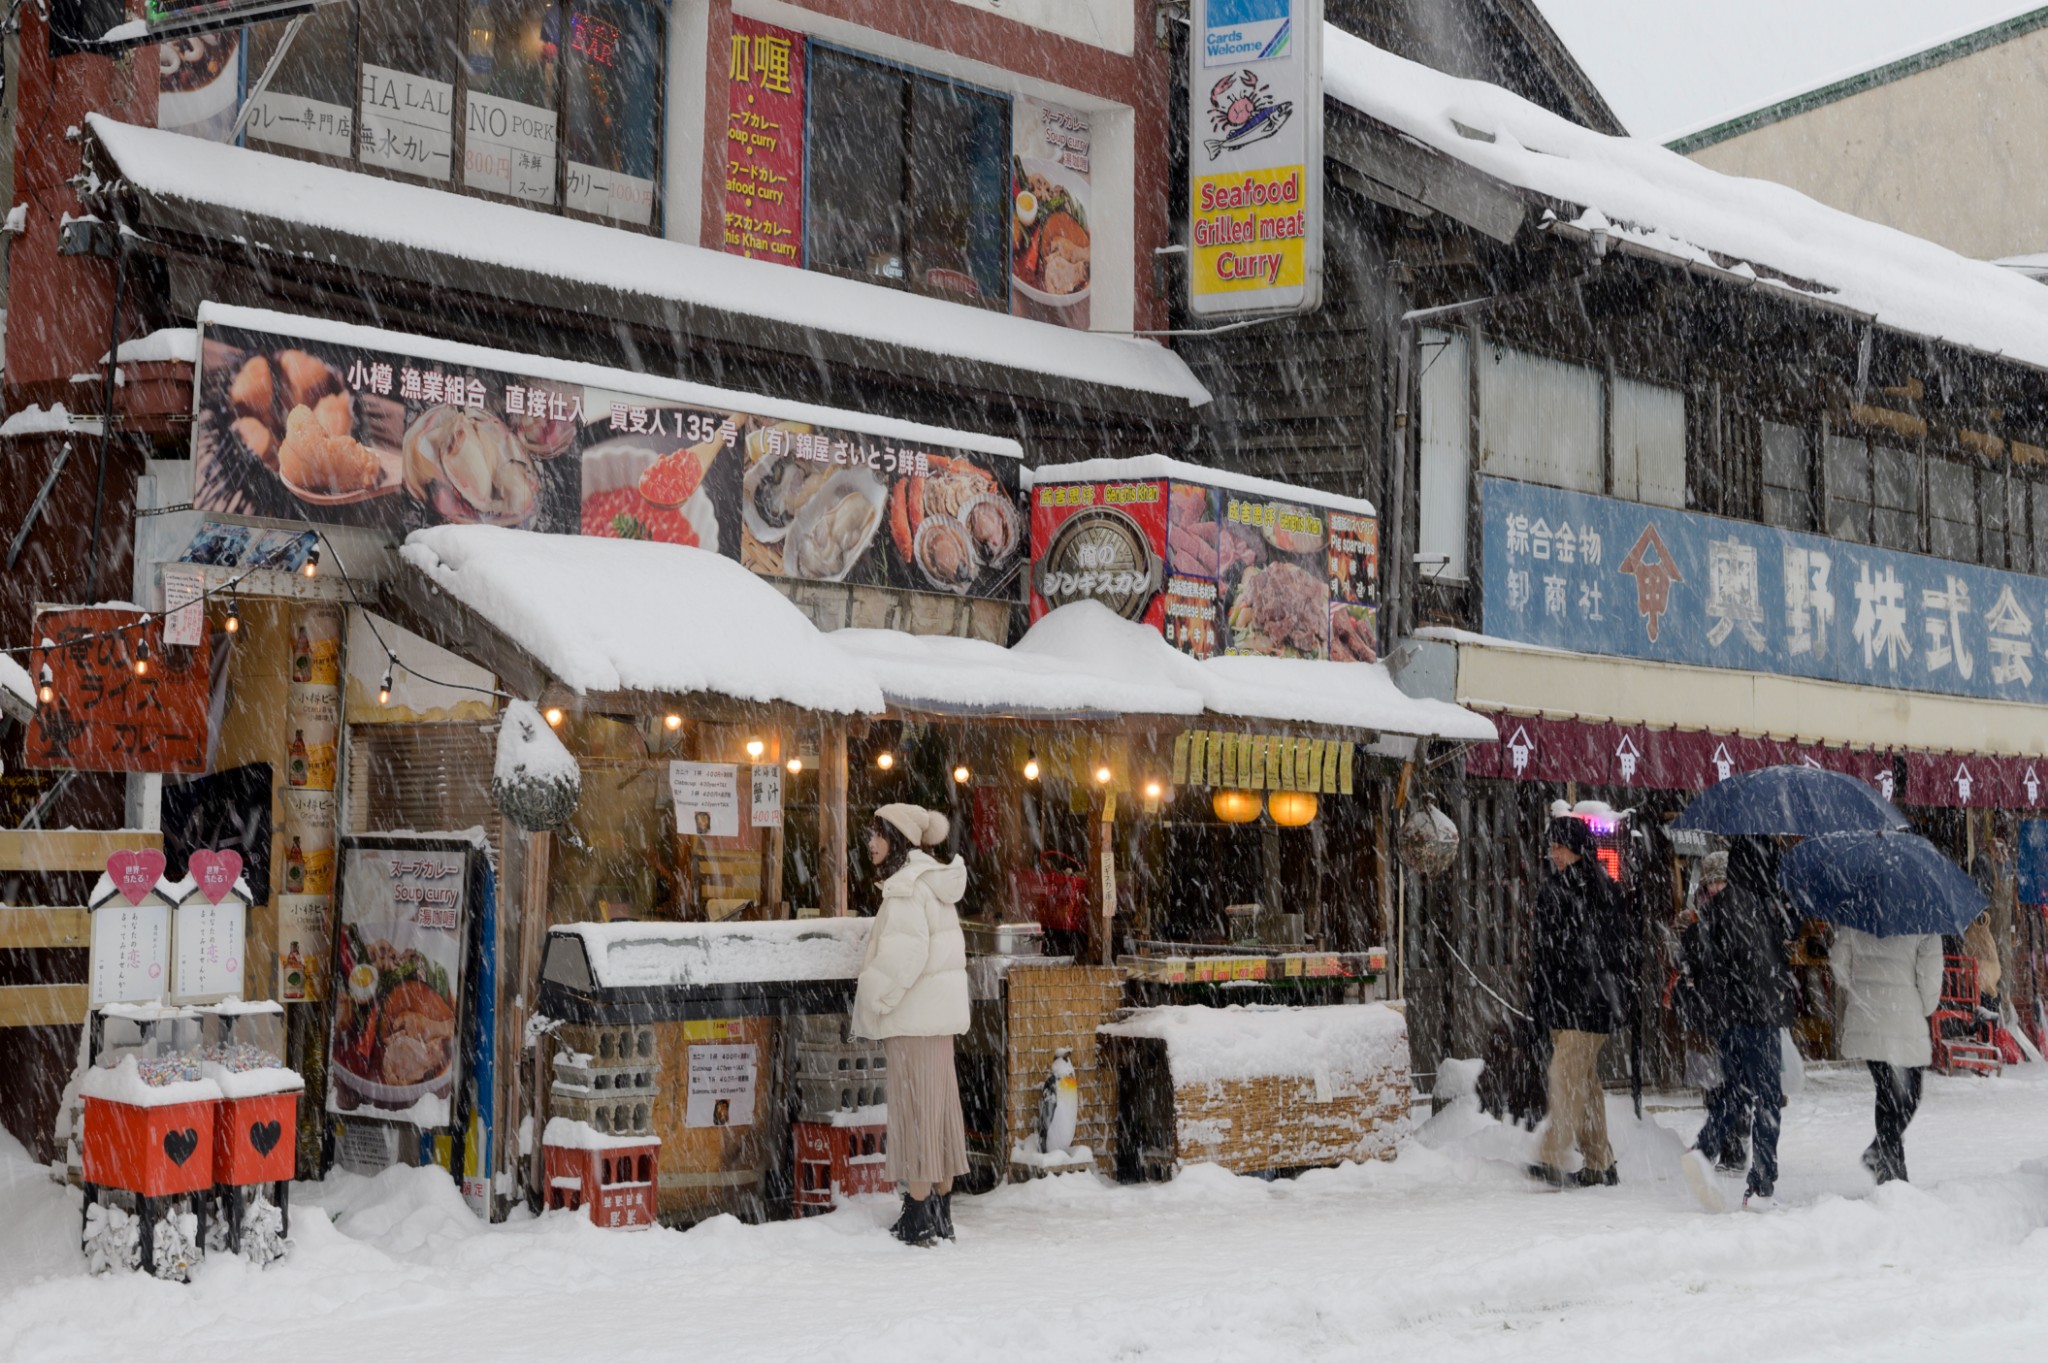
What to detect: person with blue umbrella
<box><xmin>1782</xmin><ymin>831</ymin><xmax>1982</xmax><ymax>1184</ymax></box>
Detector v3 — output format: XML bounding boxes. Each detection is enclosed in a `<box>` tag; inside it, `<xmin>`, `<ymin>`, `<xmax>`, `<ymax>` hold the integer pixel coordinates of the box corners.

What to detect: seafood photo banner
<box><xmin>1029</xmin><ymin>465</ymin><xmax>1378</xmax><ymax>662</ymax></box>
<box><xmin>191</xmin><ymin>314</ymin><xmax>1028</xmax><ymax>605</ymax></box>
<box><xmin>1187</xmin><ymin>0</ymin><xmax>1323</xmax><ymax>316</ymax></box>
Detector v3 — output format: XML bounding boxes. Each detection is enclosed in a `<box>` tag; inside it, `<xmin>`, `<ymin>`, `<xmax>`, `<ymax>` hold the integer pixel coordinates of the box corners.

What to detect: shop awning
<box><xmin>84</xmin><ymin>116</ymin><xmax>1211</xmax><ymax>419</ymax></box>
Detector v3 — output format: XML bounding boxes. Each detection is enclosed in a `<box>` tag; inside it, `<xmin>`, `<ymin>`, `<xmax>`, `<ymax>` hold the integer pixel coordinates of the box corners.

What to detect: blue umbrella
<box><xmin>1670</xmin><ymin>765</ymin><xmax>1908</xmax><ymax>836</ymax></box>
<box><xmin>1779</xmin><ymin>831</ymin><xmax>1986</xmax><ymax>937</ymax></box>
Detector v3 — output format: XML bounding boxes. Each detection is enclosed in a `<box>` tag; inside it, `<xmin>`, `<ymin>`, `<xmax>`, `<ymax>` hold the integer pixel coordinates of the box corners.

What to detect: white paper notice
<box><xmin>244</xmin><ymin>92</ymin><xmax>354</xmax><ymax>158</ymax></box>
<box><xmin>464</xmin><ymin>92</ymin><xmax>558</xmax><ymax>203</ymax></box>
<box><xmin>89</xmin><ymin>902</ymin><xmax>171</xmax><ymax>1007</ymax></box>
<box><xmin>360</xmin><ymin>65</ymin><xmax>455</xmax><ymax>181</ymax></box>
<box><xmin>172</xmin><ymin>897</ymin><xmax>246</xmax><ymax>1003</ymax></box>
<box><xmin>670</xmin><ymin>761</ymin><xmax>739</xmax><ymax>838</ymax></box>
<box><xmin>162</xmin><ymin>565</ymin><xmax>205</xmax><ymax>648</ymax></box>
<box><xmin>685</xmin><ymin>1043</ymin><xmax>758</xmax><ymax>1127</ymax></box>
<box><xmin>567</xmin><ymin>161</ymin><xmax>655</xmax><ymax>226</ymax></box>
<box><xmin>749</xmin><ymin>765</ymin><xmax>783</xmax><ymax>829</ymax></box>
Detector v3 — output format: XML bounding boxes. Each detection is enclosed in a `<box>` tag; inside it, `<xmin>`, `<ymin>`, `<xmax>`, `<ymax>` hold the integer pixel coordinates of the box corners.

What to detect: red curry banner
<box><xmin>724</xmin><ymin>17</ymin><xmax>805</xmax><ymax>266</ymax></box>
<box><xmin>1463</xmin><ymin>710</ymin><xmax>2048</xmax><ymax>811</ymax></box>
<box><xmin>24</xmin><ymin>609</ymin><xmax>212</xmax><ymax>774</ymax></box>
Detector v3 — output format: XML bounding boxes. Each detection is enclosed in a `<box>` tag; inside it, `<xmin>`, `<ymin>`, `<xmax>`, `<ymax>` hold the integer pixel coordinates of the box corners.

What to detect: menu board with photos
<box><xmin>192</xmin><ymin>316</ymin><xmax>1027</xmax><ymax>606</ymax></box>
<box><xmin>1030</xmin><ymin>464</ymin><xmax>1378</xmax><ymax>662</ymax></box>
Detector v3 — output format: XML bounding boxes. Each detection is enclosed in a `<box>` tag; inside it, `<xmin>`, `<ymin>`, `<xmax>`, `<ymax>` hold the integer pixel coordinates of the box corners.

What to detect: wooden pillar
<box><xmin>519</xmin><ymin>828</ymin><xmax>553</xmax><ymax>1205</ymax></box>
<box><xmin>820</xmin><ymin>720</ymin><xmax>848</xmax><ymax>917</ymax></box>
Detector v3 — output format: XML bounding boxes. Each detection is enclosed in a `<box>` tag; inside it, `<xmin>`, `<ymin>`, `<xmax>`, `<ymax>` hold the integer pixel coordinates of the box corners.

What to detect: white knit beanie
<box><xmin>875</xmin><ymin>802</ymin><xmax>949</xmax><ymax>847</ymax></box>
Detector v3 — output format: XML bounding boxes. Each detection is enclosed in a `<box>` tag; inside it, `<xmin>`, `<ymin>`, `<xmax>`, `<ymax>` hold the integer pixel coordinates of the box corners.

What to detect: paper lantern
<box><xmin>1212</xmin><ymin>788</ymin><xmax>1261</xmax><ymax>823</ymax></box>
<box><xmin>1267</xmin><ymin>790</ymin><xmax>1319</xmax><ymax>827</ymax></box>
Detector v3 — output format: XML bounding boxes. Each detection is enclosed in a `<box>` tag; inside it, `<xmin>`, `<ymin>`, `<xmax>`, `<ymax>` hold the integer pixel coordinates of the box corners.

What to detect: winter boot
<box><xmin>889</xmin><ymin>1192</ymin><xmax>912</xmax><ymax>1238</ymax></box>
<box><xmin>934</xmin><ymin>1191</ymin><xmax>956</xmax><ymax>1241</ymax></box>
<box><xmin>1576</xmin><ymin>1166</ymin><xmax>1618</xmax><ymax>1187</ymax></box>
<box><xmin>1526</xmin><ymin>1163</ymin><xmax>1568</xmax><ymax>1188</ymax></box>
<box><xmin>894</xmin><ymin>1193</ymin><xmax>940</xmax><ymax>1247</ymax></box>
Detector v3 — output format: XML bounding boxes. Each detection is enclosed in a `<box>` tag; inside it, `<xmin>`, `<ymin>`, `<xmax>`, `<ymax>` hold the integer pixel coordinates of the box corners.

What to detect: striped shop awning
<box><xmin>1170</xmin><ymin>730</ymin><xmax>1356</xmax><ymax>795</ymax></box>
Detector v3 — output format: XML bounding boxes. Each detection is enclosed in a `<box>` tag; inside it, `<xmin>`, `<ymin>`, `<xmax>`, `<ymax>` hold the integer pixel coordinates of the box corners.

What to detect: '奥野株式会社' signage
<box><xmin>1186</xmin><ymin>0</ymin><xmax>1323</xmax><ymax>317</ymax></box>
<box><xmin>1483</xmin><ymin>475</ymin><xmax>2048</xmax><ymax>707</ymax></box>
<box><xmin>189</xmin><ymin>309</ymin><xmax>1027</xmax><ymax>606</ymax></box>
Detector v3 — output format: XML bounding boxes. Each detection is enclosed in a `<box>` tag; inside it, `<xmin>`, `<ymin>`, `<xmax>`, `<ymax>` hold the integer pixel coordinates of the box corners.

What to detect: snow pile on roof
<box><xmin>1322</xmin><ymin>25</ymin><xmax>2048</xmax><ymax>370</ymax></box>
<box><xmin>0</xmin><ymin>403</ymin><xmax>102</xmax><ymax>437</ymax></box>
<box><xmin>555</xmin><ymin>919</ymin><xmax>870</xmax><ymax>990</ymax></box>
<box><xmin>1099</xmin><ymin>1003</ymin><xmax>1409</xmax><ymax>1085</ymax></box>
<box><xmin>1035</xmin><ymin>454</ymin><xmax>1376</xmax><ymax>517</ymax></box>
<box><xmin>79</xmin><ymin>1056</ymin><xmax>223</xmax><ymax>1109</ymax></box>
<box><xmin>89</xmin><ymin>117</ymin><xmax>1210</xmax><ymax>407</ymax></box>
<box><xmin>102</xmin><ymin>327</ymin><xmax>200</xmax><ymax>366</ymax></box>
<box><xmin>402</xmin><ymin>526</ymin><xmax>887</xmax><ymax>714</ymax></box>
<box><xmin>828</xmin><ymin>624</ymin><xmax>1202</xmax><ymax>716</ymax></box>
<box><xmin>201</xmin><ymin>303</ymin><xmax>1022</xmax><ymax>459</ymax></box>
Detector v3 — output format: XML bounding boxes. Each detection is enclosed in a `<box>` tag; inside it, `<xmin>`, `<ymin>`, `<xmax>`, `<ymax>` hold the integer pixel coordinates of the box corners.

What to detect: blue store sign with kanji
<box><xmin>1481</xmin><ymin>476</ymin><xmax>2048</xmax><ymax>705</ymax></box>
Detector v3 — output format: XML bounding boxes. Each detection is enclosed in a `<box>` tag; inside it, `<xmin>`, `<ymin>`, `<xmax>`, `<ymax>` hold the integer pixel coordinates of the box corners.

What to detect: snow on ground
<box><xmin>6</xmin><ymin>1064</ymin><xmax>2048</xmax><ymax>1362</ymax></box>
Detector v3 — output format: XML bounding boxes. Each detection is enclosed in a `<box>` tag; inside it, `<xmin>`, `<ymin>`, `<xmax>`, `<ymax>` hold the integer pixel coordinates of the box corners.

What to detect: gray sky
<box><xmin>1533</xmin><ymin>0</ymin><xmax>2045</xmax><ymax>142</ymax></box>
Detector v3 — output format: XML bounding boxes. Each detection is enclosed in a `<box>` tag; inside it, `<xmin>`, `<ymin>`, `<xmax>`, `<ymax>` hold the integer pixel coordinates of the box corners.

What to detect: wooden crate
<box><xmin>1003</xmin><ymin>964</ymin><xmax>1124</xmax><ymax>1177</ymax></box>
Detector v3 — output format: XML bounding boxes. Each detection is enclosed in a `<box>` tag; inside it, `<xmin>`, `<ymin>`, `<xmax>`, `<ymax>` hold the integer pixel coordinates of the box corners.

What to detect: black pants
<box><xmin>1868</xmin><ymin>1061</ymin><xmax>1923</xmax><ymax>1180</ymax></box>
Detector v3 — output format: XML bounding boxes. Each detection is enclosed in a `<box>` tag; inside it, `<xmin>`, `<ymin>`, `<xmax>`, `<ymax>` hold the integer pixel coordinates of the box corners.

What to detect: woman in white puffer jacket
<box><xmin>853</xmin><ymin>803</ymin><xmax>969</xmax><ymax>1246</ymax></box>
<box><xmin>1830</xmin><ymin>926</ymin><xmax>1943</xmax><ymax>1184</ymax></box>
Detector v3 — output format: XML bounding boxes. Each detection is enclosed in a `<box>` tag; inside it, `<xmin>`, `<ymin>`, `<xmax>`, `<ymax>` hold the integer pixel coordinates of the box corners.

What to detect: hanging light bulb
<box><xmin>745</xmin><ymin>737</ymin><xmax>766</xmax><ymax>760</ymax></box>
<box><xmin>1094</xmin><ymin>764</ymin><xmax>1112</xmax><ymax>786</ymax></box>
<box><xmin>1023</xmin><ymin>750</ymin><xmax>1040</xmax><ymax>781</ymax></box>
<box><xmin>378</xmin><ymin>664</ymin><xmax>394</xmax><ymax>706</ymax></box>
<box><xmin>223</xmin><ymin>591</ymin><xmax>240</xmax><ymax>635</ymax></box>
<box><xmin>36</xmin><ymin>665</ymin><xmax>54</xmax><ymax>706</ymax></box>
<box><xmin>132</xmin><ymin>640</ymin><xmax>151</xmax><ymax>678</ymax></box>
<box><xmin>785</xmin><ymin>756</ymin><xmax>803</xmax><ymax>775</ymax></box>
<box><xmin>544</xmin><ymin>706</ymin><xmax>565</xmax><ymax>727</ymax></box>
<box><xmin>952</xmin><ymin>764</ymin><xmax>971</xmax><ymax>784</ymax></box>
<box><xmin>301</xmin><ymin>547</ymin><xmax>321</xmax><ymax>579</ymax></box>
<box><xmin>664</xmin><ymin>713</ymin><xmax>682</xmax><ymax>731</ymax></box>
<box><xmin>1144</xmin><ymin>780</ymin><xmax>1164</xmax><ymax>802</ymax></box>
<box><xmin>875</xmin><ymin>751</ymin><xmax>895</xmax><ymax>771</ymax></box>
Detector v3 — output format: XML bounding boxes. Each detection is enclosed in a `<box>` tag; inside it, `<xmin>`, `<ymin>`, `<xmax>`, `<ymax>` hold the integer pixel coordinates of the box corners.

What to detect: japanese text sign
<box><xmin>1482</xmin><ymin>476</ymin><xmax>2048</xmax><ymax>706</ymax></box>
<box><xmin>24</xmin><ymin>609</ymin><xmax>211</xmax><ymax>774</ymax></box>
<box><xmin>89</xmin><ymin>899</ymin><xmax>170</xmax><ymax>1007</ymax></box>
<box><xmin>724</xmin><ymin>17</ymin><xmax>805</xmax><ymax>266</ymax></box>
<box><xmin>1187</xmin><ymin>0</ymin><xmax>1323</xmax><ymax>316</ymax></box>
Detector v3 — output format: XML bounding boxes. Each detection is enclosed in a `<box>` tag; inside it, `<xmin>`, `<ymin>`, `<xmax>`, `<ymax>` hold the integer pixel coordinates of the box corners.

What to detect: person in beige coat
<box><xmin>1830</xmin><ymin>926</ymin><xmax>1943</xmax><ymax>1183</ymax></box>
<box><xmin>853</xmin><ymin>802</ymin><xmax>969</xmax><ymax>1246</ymax></box>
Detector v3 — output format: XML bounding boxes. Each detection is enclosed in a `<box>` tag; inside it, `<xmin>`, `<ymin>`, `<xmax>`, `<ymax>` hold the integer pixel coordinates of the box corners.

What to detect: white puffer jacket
<box><xmin>1830</xmin><ymin>927</ymin><xmax>1944</xmax><ymax>1067</ymax></box>
<box><xmin>852</xmin><ymin>851</ymin><xmax>970</xmax><ymax>1041</ymax></box>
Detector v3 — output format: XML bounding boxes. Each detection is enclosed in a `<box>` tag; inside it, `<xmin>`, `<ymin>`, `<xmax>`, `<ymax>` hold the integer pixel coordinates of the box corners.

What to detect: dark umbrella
<box><xmin>1779</xmin><ymin>831</ymin><xmax>1987</xmax><ymax>937</ymax></box>
<box><xmin>1670</xmin><ymin>765</ymin><xmax>1908</xmax><ymax>837</ymax></box>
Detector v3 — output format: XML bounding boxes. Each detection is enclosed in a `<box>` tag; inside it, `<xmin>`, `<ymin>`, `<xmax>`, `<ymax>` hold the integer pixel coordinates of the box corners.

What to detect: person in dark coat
<box><xmin>1678</xmin><ymin>837</ymin><xmax>1797</xmax><ymax>1205</ymax></box>
<box><xmin>1672</xmin><ymin>850</ymin><xmax>1742</xmax><ymax>1172</ymax></box>
<box><xmin>1529</xmin><ymin>815</ymin><xmax>1633</xmax><ymax>1187</ymax></box>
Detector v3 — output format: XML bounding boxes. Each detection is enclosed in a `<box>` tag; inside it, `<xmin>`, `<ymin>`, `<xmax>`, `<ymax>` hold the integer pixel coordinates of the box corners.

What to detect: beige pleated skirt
<box><xmin>883</xmin><ymin>1034</ymin><xmax>969</xmax><ymax>1184</ymax></box>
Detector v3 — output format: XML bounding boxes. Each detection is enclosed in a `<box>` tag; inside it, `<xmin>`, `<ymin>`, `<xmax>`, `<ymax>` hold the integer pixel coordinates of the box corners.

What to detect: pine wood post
<box><xmin>821</xmin><ymin>721</ymin><xmax>848</xmax><ymax>917</ymax></box>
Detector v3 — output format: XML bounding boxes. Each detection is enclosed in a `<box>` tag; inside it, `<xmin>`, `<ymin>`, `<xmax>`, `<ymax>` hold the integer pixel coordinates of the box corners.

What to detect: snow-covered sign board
<box><xmin>1483</xmin><ymin>475</ymin><xmax>2048</xmax><ymax>709</ymax></box>
<box><xmin>89</xmin><ymin>902</ymin><xmax>171</xmax><ymax>1007</ymax></box>
<box><xmin>1186</xmin><ymin>0</ymin><xmax>1323</xmax><ymax>317</ymax></box>
<box><xmin>192</xmin><ymin>310</ymin><xmax>1027</xmax><ymax>605</ymax></box>
<box><xmin>171</xmin><ymin>895</ymin><xmax>245</xmax><ymax>1004</ymax></box>
<box><xmin>1030</xmin><ymin>455</ymin><xmax>1375</xmax><ymax>661</ymax></box>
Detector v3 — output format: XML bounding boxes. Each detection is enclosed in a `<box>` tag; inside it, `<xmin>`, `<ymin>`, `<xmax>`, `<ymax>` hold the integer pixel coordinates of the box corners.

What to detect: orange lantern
<box><xmin>1267</xmin><ymin>790</ymin><xmax>1319</xmax><ymax>827</ymax></box>
<box><xmin>1211</xmin><ymin>789</ymin><xmax>1261</xmax><ymax>823</ymax></box>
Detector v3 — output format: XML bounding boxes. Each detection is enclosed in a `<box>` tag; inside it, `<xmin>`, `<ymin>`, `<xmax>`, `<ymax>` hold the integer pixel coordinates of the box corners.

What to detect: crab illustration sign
<box><xmin>1187</xmin><ymin>0</ymin><xmax>1323</xmax><ymax>316</ymax></box>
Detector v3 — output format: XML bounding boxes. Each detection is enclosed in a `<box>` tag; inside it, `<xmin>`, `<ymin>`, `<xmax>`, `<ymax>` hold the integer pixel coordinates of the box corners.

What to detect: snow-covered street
<box><xmin>6</xmin><ymin>1063</ymin><xmax>2046</xmax><ymax>1363</ymax></box>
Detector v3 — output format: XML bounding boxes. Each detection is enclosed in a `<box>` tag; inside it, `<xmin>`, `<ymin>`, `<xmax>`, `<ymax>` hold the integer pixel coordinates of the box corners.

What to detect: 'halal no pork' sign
<box><xmin>1187</xmin><ymin>0</ymin><xmax>1324</xmax><ymax>317</ymax></box>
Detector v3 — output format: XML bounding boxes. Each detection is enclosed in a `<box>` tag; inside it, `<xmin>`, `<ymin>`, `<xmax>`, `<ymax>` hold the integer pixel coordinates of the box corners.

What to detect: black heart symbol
<box><xmin>249</xmin><ymin>1120</ymin><xmax>282</xmax><ymax>1157</ymax></box>
<box><xmin>163</xmin><ymin>1128</ymin><xmax>199</xmax><ymax>1166</ymax></box>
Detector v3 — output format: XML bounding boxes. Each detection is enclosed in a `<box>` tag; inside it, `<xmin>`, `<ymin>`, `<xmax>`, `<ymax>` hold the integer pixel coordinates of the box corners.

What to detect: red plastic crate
<box><xmin>213</xmin><ymin>1090</ymin><xmax>301</xmax><ymax>1187</ymax></box>
<box><xmin>792</xmin><ymin>1120</ymin><xmax>889</xmax><ymax>1215</ymax></box>
<box><xmin>542</xmin><ymin>1139</ymin><xmax>660</xmax><ymax>1229</ymax></box>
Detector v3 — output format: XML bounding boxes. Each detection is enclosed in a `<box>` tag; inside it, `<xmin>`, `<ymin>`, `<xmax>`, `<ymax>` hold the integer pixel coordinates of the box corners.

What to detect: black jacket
<box><xmin>1531</xmin><ymin>857</ymin><xmax>1635</xmax><ymax>1034</ymax></box>
<box><xmin>1676</xmin><ymin>889</ymin><xmax>1796</xmax><ymax>1032</ymax></box>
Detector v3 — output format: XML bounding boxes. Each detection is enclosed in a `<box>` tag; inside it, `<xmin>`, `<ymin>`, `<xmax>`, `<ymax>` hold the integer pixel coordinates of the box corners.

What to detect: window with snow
<box><xmin>1873</xmin><ymin>442</ymin><xmax>1922</xmax><ymax>554</ymax></box>
<box><xmin>1824</xmin><ymin>434</ymin><xmax>1870</xmax><ymax>544</ymax></box>
<box><xmin>1926</xmin><ymin>457</ymin><xmax>1978</xmax><ymax>563</ymax></box>
<box><xmin>1611</xmin><ymin>376</ymin><xmax>1685</xmax><ymax>510</ymax></box>
<box><xmin>1761</xmin><ymin>420</ymin><xmax>1813</xmax><ymax>532</ymax></box>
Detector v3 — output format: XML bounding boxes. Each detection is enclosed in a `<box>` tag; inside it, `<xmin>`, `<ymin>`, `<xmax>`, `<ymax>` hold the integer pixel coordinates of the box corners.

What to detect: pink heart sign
<box><xmin>106</xmin><ymin>849</ymin><xmax>168</xmax><ymax>906</ymax></box>
<box><xmin>188</xmin><ymin>849</ymin><xmax>245</xmax><ymax>905</ymax></box>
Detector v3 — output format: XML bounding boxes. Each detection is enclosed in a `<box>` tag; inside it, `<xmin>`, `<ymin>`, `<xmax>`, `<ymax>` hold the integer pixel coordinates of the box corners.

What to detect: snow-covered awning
<box><xmin>836</xmin><ymin>600</ymin><xmax>1497</xmax><ymax>740</ymax></box>
<box><xmin>1323</xmin><ymin>26</ymin><xmax>2048</xmax><ymax>373</ymax></box>
<box><xmin>0</xmin><ymin>651</ymin><xmax>35</xmax><ymax>724</ymax></box>
<box><xmin>84</xmin><ymin>116</ymin><xmax>1210</xmax><ymax>414</ymax></box>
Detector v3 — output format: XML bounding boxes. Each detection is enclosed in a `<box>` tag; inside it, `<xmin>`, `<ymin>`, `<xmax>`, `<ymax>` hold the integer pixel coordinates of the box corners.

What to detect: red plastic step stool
<box><xmin>792</xmin><ymin>1119</ymin><xmax>889</xmax><ymax>1216</ymax></box>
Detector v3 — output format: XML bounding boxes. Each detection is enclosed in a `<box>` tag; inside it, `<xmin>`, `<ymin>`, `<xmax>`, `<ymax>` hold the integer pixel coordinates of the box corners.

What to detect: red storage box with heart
<box><xmin>213</xmin><ymin>1084</ymin><xmax>303</xmax><ymax>1186</ymax></box>
<box><xmin>79</xmin><ymin>1062</ymin><xmax>223</xmax><ymax>1199</ymax></box>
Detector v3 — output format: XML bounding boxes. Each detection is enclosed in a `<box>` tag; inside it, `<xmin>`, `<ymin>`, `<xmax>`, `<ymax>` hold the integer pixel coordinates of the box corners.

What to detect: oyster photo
<box><xmin>913</xmin><ymin>515</ymin><xmax>978</xmax><ymax>594</ymax></box>
<box><xmin>957</xmin><ymin>493</ymin><xmax>1020</xmax><ymax>567</ymax></box>
<box><xmin>404</xmin><ymin>404</ymin><xmax>539</xmax><ymax>527</ymax></box>
<box><xmin>789</xmin><ymin>473</ymin><xmax>885</xmax><ymax>580</ymax></box>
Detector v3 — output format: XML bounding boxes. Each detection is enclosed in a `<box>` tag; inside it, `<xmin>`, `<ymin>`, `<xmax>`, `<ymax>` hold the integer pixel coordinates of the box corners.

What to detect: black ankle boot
<box><xmin>888</xmin><ymin>1192</ymin><xmax>912</xmax><ymax>1238</ymax></box>
<box><xmin>935</xmin><ymin>1191</ymin><xmax>955</xmax><ymax>1241</ymax></box>
<box><xmin>894</xmin><ymin>1193</ymin><xmax>939</xmax><ymax>1247</ymax></box>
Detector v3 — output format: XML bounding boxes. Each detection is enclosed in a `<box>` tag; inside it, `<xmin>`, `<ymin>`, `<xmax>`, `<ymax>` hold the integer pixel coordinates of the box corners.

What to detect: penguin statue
<box><xmin>1035</xmin><ymin>1048</ymin><xmax>1079</xmax><ymax>1157</ymax></box>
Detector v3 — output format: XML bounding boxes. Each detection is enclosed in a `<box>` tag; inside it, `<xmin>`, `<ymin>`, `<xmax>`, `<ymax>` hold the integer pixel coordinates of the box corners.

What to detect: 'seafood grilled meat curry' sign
<box><xmin>1029</xmin><ymin>461</ymin><xmax>1378</xmax><ymax>662</ymax></box>
<box><xmin>327</xmin><ymin>844</ymin><xmax>468</xmax><ymax>1127</ymax></box>
<box><xmin>192</xmin><ymin>315</ymin><xmax>1028</xmax><ymax>605</ymax></box>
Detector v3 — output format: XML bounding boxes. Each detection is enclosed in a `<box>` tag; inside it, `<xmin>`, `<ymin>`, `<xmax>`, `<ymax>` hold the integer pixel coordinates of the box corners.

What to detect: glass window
<box><xmin>1417</xmin><ymin>328</ymin><xmax>1470</xmax><ymax>580</ymax></box>
<box><xmin>1927</xmin><ymin>457</ymin><xmax>1975</xmax><ymax>562</ymax></box>
<box><xmin>804</xmin><ymin>47</ymin><xmax>1011</xmax><ymax>308</ymax></box>
<box><xmin>1872</xmin><ymin>443</ymin><xmax>1920</xmax><ymax>552</ymax></box>
<box><xmin>1824</xmin><ymin>434</ymin><xmax>1870</xmax><ymax>543</ymax></box>
<box><xmin>1612</xmin><ymin>377</ymin><xmax>1685</xmax><ymax>509</ymax></box>
<box><xmin>1477</xmin><ymin>345</ymin><xmax>1604</xmax><ymax>495</ymax></box>
<box><xmin>1761</xmin><ymin>420</ymin><xmax>1811</xmax><ymax>531</ymax></box>
<box><xmin>563</xmin><ymin>0</ymin><xmax>664</xmax><ymax>226</ymax></box>
<box><xmin>466</xmin><ymin>0</ymin><xmax>563</xmax><ymax>204</ymax></box>
<box><xmin>242</xmin><ymin>6</ymin><xmax>359</xmax><ymax>160</ymax></box>
<box><xmin>359</xmin><ymin>0</ymin><xmax>464</xmax><ymax>182</ymax></box>
<box><xmin>2011</xmin><ymin>477</ymin><xmax>2036</xmax><ymax>574</ymax></box>
<box><xmin>1981</xmin><ymin>467</ymin><xmax>2008</xmax><ymax>568</ymax></box>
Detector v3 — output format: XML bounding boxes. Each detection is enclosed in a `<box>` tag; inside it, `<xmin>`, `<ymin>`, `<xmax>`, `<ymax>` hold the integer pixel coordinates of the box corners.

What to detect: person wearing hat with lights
<box><xmin>1529</xmin><ymin>813</ymin><xmax>1633</xmax><ymax>1188</ymax></box>
<box><xmin>853</xmin><ymin>802</ymin><xmax>970</xmax><ymax>1246</ymax></box>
